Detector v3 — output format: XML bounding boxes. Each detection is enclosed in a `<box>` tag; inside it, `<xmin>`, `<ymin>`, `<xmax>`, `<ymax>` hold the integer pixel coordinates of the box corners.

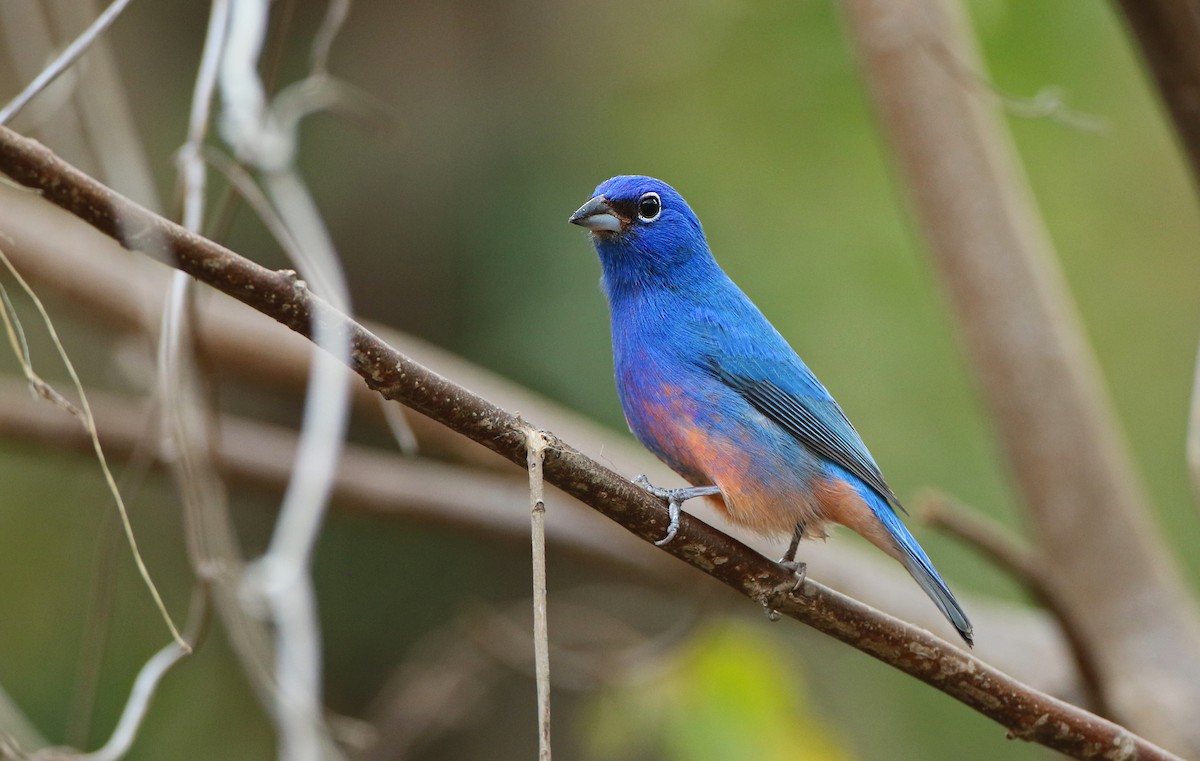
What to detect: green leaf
<box><xmin>582</xmin><ymin>622</ymin><xmax>852</xmax><ymax>761</ymax></box>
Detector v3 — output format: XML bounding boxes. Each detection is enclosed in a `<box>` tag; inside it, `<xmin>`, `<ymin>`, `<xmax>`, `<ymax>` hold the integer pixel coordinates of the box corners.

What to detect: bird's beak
<box><xmin>569</xmin><ymin>195</ymin><xmax>623</xmax><ymax>233</ymax></box>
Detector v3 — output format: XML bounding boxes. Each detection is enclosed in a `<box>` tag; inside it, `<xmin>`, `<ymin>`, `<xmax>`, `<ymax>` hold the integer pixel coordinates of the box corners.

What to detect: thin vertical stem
<box><xmin>526</xmin><ymin>430</ymin><xmax>552</xmax><ymax>761</ymax></box>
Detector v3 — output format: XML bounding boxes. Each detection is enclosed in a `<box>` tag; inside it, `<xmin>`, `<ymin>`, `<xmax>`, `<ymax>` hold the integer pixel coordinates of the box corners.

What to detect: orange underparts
<box><xmin>814</xmin><ymin>477</ymin><xmax>903</xmax><ymax>561</ymax></box>
<box><xmin>634</xmin><ymin>382</ymin><xmax>901</xmax><ymax>555</ymax></box>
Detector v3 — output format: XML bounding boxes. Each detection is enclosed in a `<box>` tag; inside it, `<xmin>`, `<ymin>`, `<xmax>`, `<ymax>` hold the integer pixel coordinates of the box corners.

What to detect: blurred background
<box><xmin>0</xmin><ymin>1</ymin><xmax>1198</xmax><ymax>759</ymax></box>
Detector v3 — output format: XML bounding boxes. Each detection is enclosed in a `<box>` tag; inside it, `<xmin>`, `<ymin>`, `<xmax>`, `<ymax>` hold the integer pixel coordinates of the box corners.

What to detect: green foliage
<box><xmin>583</xmin><ymin>623</ymin><xmax>851</xmax><ymax>761</ymax></box>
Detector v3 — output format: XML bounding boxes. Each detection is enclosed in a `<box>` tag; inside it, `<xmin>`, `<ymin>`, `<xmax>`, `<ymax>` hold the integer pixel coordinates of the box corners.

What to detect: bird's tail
<box><xmin>862</xmin><ymin>486</ymin><xmax>974</xmax><ymax>646</ymax></box>
<box><xmin>894</xmin><ymin>525</ymin><xmax>974</xmax><ymax>646</ymax></box>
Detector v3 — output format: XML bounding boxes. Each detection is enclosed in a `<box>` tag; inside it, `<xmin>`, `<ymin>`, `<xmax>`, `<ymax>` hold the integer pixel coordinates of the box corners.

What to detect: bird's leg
<box><xmin>781</xmin><ymin>522</ymin><xmax>804</xmax><ymax>564</ymax></box>
<box><xmin>632</xmin><ymin>475</ymin><xmax>722</xmax><ymax>546</ymax></box>
<box><xmin>776</xmin><ymin>522</ymin><xmax>807</xmax><ymax>591</ymax></box>
<box><xmin>761</xmin><ymin>523</ymin><xmax>810</xmax><ymax>621</ymax></box>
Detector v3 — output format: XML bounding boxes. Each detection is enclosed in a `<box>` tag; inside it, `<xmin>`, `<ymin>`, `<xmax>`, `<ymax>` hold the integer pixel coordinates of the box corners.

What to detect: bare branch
<box><xmin>48</xmin><ymin>0</ymin><xmax>161</xmax><ymax>210</ymax></box>
<box><xmin>0</xmin><ymin>3</ymin><xmax>88</xmax><ymax>157</ymax></box>
<box><xmin>309</xmin><ymin>0</ymin><xmax>350</xmax><ymax>77</ymax></box>
<box><xmin>839</xmin><ymin>0</ymin><xmax>1200</xmax><ymax>753</ymax></box>
<box><xmin>0</xmin><ymin>380</ymin><xmax>682</xmax><ymax>599</ymax></box>
<box><xmin>0</xmin><ymin>124</ymin><xmax>1183</xmax><ymax>761</ymax></box>
<box><xmin>0</xmin><ymin>243</ymin><xmax>186</xmax><ymax>648</ymax></box>
<box><xmin>525</xmin><ymin>431</ymin><xmax>552</xmax><ymax>761</ymax></box>
<box><xmin>0</xmin><ymin>0</ymin><xmax>133</xmax><ymax>126</ymax></box>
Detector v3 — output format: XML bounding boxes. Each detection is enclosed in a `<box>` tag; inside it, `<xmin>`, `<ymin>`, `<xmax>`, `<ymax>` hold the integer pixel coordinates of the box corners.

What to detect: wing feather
<box><xmin>709</xmin><ymin>359</ymin><xmax>905</xmax><ymax>514</ymax></box>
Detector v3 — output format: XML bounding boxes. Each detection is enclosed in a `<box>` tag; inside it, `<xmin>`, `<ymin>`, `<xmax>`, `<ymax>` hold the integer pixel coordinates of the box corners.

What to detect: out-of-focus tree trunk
<box><xmin>840</xmin><ymin>0</ymin><xmax>1200</xmax><ymax>755</ymax></box>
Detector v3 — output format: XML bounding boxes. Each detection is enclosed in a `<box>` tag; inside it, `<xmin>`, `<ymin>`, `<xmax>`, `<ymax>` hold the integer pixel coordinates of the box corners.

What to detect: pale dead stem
<box><xmin>525</xmin><ymin>429</ymin><xmax>552</xmax><ymax>761</ymax></box>
<box><xmin>0</xmin><ymin>0</ymin><xmax>133</xmax><ymax>126</ymax></box>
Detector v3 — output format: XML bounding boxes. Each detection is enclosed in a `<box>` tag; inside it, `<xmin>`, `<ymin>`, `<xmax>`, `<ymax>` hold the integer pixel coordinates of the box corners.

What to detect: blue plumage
<box><xmin>570</xmin><ymin>175</ymin><xmax>972</xmax><ymax>645</ymax></box>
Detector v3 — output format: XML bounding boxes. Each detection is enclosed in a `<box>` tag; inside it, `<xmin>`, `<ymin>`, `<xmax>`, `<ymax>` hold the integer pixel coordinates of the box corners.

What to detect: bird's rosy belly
<box><xmin>623</xmin><ymin>380</ymin><xmax>830</xmax><ymax>537</ymax></box>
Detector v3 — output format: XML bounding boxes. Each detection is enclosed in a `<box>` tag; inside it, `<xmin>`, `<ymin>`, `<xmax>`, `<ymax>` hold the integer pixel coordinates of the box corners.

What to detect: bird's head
<box><xmin>569</xmin><ymin>176</ymin><xmax>711</xmax><ymax>288</ymax></box>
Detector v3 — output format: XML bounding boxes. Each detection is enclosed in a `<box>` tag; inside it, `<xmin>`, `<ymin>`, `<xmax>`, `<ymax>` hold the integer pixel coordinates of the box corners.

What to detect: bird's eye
<box><xmin>637</xmin><ymin>192</ymin><xmax>662</xmax><ymax>222</ymax></box>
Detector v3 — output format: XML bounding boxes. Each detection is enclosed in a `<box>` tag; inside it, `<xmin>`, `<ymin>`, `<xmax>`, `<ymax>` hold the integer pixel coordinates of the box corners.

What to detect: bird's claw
<box><xmin>778</xmin><ymin>559</ymin><xmax>807</xmax><ymax>592</ymax></box>
<box><xmin>653</xmin><ymin>499</ymin><xmax>682</xmax><ymax>546</ymax></box>
<box><xmin>632</xmin><ymin>475</ymin><xmax>721</xmax><ymax>546</ymax></box>
<box><xmin>633</xmin><ymin>474</ymin><xmax>666</xmax><ymax>498</ymax></box>
<box><xmin>762</xmin><ymin>560</ymin><xmax>807</xmax><ymax>620</ymax></box>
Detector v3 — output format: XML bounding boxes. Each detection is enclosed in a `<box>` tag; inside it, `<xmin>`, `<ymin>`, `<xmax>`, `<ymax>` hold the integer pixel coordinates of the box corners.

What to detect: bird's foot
<box><xmin>656</xmin><ymin>500</ymin><xmax>682</xmax><ymax>547</ymax></box>
<box><xmin>763</xmin><ymin>560</ymin><xmax>807</xmax><ymax>621</ymax></box>
<box><xmin>632</xmin><ymin>475</ymin><xmax>721</xmax><ymax>546</ymax></box>
<box><xmin>777</xmin><ymin>559</ymin><xmax>807</xmax><ymax>591</ymax></box>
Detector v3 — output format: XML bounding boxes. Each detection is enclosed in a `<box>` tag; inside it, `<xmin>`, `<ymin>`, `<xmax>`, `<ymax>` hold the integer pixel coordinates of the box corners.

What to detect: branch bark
<box><xmin>840</xmin><ymin>0</ymin><xmax>1200</xmax><ymax>754</ymax></box>
<box><xmin>0</xmin><ymin>125</ymin><xmax>1183</xmax><ymax>761</ymax></box>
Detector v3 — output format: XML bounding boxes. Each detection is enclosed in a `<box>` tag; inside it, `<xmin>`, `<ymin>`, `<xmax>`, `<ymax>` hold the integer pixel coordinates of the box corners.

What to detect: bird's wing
<box><xmin>706</xmin><ymin>353</ymin><xmax>905</xmax><ymax>514</ymax></box>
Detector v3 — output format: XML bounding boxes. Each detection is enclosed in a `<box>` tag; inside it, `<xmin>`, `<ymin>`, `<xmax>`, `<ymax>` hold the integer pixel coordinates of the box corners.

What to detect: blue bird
<box><xmin>569</xmin><ymin>175</ymin><xmax>973</xmax><ymax>645</ymax></box>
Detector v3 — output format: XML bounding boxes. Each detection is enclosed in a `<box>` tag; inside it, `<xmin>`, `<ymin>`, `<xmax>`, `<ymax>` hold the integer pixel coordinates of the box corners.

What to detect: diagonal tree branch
<box><xmin>0</xmin><ymin>124</ymin><xmax>1183</xmax><ymax>761</ymax></box>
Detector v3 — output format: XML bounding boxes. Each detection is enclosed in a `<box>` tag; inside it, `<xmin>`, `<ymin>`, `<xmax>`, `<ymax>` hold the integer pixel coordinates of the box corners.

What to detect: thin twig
<box><xmin>55</xmin><ymin>0</ymin><xmax>162</xmax><ymax>211</ymax></box>
<box><xmin>247</xmin><ymin>175</ymin><xmax>350</xmax><ymax>761</ymax></box>
<box><xmin>177</xmin><ymin>0</ymin><xmax>229</xmax><ymax>228</ymax></box>
<box><xmin>0</xmin><ymin>0</ymin><xmax>134</xmax><ymax>126</ymax></box>
<box><xmin>0</xmin><ymin>126</ymin><xmax>1181</xmax><ymax>761</ymax></box>
<box><xmin>66</xmin><ymin>508</ymin><xmax>121</xmax><ymax>748</ymax></box>
<box><xmin>0</xmin><ymin>243</ymin><xmax>187</xmax><ymax>648</ymax></box>
<box><xmin>0</xmin><ymin>2</ymin><xmax>88</xmax><ymax>154</ymax></box>
<box><xmin>920</xmin><ymin>493</ymin><xmax>1110</xmax><ymax>717</ymax></box>
<box><xmin>525</xmin><ymin>430</ymin><xmax>552</xmax><ymax>761</ymax></box>
<box><xmin>201</xmin><ymin>146</ymin><xmax>304</xmax><ymax>255</ymax></box>
<box><xmin>379</xmin><ymin>397</ymin><xmax>419</xmax><ymax>457</ymax></box>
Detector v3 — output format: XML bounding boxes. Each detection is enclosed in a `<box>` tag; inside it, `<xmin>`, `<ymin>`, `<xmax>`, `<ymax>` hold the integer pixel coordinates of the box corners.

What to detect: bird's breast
<box><xmin>616</xmin><ymin>360</ymin><xmax>715</xmax><ymax>486</ymax></box>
